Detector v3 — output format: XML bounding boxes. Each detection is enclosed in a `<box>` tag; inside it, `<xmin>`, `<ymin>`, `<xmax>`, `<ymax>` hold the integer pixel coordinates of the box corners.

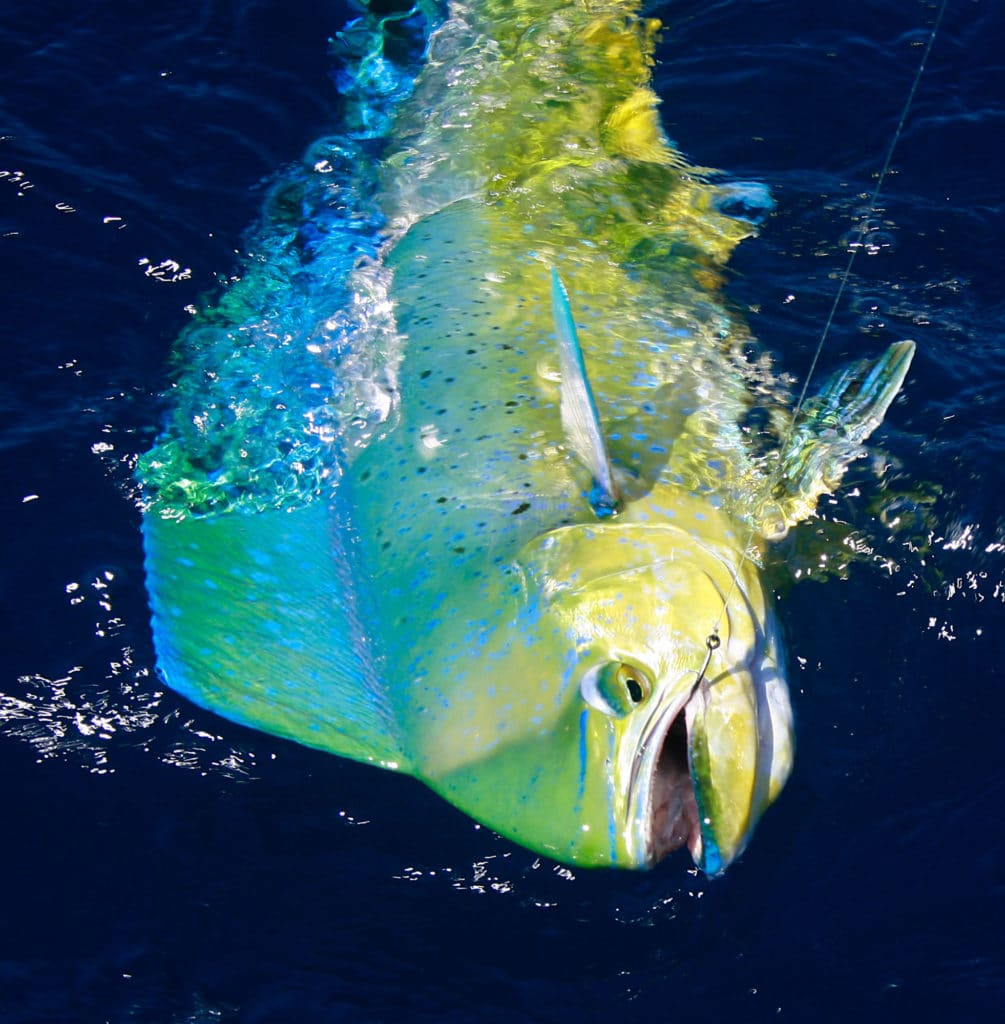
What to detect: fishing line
<box><xmin>698</xmin><ymin>0</ymin><xmax>948</xmax><ymax>684</ymax></box>
<box><xmin>790</xmin><ymin>0</ymin><xmax>948</xmax><ymax>423</ymax></box>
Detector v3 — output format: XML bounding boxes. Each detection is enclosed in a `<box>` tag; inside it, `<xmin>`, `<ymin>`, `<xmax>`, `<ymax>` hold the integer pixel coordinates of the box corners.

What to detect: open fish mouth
<box><xmin>628</xmin><ymin>687</ymin><xmax>707</xmax><ymax>869</ymax></box>
<box><xmin>650</xmin><ymin>711</ymin><xmax>703</xmax><ymax>864</ymax></box>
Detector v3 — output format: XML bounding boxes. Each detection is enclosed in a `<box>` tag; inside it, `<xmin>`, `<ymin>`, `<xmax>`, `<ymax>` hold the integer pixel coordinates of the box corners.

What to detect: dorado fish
<box><xmin>139</xmin><ymin>0</ymin><xmax>914</xmax><ymax>874</ymax></box>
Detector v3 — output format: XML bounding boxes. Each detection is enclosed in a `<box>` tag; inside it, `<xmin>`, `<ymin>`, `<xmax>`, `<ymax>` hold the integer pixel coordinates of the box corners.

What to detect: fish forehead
<box><xmin>383</xmin><ymin>200</ymin><xmax>713</xmax><ymax>412</ymax></box>
<box><xmin>347</xmin><ymin>203</ymin><xmax>698</xmax><ymax>589</ymax></box>
<box><xmin>342</xmin><ymin>190</ymin><xmax>762</xmax><ymax>748</ymax></box>
<box><xmin>358</xmin><ymin>201</ymin><xmax>749</xmax><ymax>477</ymax></box>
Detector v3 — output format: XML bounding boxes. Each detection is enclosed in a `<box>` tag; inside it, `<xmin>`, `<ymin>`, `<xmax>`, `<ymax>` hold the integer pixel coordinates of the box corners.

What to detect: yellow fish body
<box><xmin>140</xmin><ymin>0</ymin><xmax>914</xmax><ymax>872</ymax></box>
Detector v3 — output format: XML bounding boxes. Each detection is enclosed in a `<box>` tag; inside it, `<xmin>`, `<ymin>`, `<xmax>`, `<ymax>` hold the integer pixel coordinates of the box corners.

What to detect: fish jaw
<box><xmin>686</xmin><ymin>633</ymin><xmax>794</xmax><ymax>874</ymax></box>
<box><xmin>622</xmin><ymin>598</ymin><xmax>793</xmax><ymax>875</ymax></box>
<box><xmin>622</xmin><ymin>679</ymin><xmax>706</xmax><ymax>867</ymax></box>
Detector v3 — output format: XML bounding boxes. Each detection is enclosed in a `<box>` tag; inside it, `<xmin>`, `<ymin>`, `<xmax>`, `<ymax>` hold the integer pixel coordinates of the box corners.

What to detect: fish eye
<box><xmin>580</xmin><ymin>661</ymin><xmax>652</xmax><ymax>717</ymax></box>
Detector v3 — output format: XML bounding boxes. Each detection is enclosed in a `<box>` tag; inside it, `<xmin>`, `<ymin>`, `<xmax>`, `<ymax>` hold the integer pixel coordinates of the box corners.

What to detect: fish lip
<box><xmin>627</xmin><ymin>685</ymin><xmax>705</xmax><ymax>868</ymax></box>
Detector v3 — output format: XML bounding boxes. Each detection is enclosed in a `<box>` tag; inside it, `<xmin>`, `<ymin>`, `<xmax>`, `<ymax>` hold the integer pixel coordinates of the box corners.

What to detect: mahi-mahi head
<box><xmin>139</xmin><ymin>0</ymin><xmax>914</xmax><ymax>873</ymax></box>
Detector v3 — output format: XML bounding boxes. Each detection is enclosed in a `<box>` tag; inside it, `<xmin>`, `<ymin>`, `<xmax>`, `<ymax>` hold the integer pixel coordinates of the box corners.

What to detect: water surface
<box><xmin>2</xmin><ymin>1</ymin><xmax>1003</xmax><ymax>1019</ymax></box>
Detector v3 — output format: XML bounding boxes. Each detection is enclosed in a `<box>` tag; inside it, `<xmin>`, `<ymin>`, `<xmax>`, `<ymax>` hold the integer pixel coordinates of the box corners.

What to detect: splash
<box><xmin>137</xmin><ymin>5</ymin><xmax>446</xmax><ymax>520</ymax></box>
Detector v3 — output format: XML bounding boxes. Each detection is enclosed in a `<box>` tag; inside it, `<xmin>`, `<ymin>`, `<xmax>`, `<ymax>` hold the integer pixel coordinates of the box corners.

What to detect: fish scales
<box><xmin>140</xmin><ymin>0</ymin><xmax>915</xmax><ymax>871</ymax></box>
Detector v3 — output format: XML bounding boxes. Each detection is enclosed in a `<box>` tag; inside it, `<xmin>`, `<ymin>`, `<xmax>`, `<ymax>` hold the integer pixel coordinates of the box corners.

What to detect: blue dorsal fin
<box><xmin>142</xmin><ymin>500</ymin><xmax>408</xmax><ymax>770</ymax></box>
<box><xmin>550</xmin><ymin>268</ymin><xmax>621</xmax><ymax>517</ymax></box>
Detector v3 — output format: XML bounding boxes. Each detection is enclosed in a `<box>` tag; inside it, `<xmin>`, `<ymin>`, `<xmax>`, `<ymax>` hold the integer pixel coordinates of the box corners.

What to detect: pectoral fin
<box><xmin>761</xmin><ymin>339</ymin><xmax>916</xmax><ymax>536</ymax></box>
<box><xmin>551</xmin><ymin>268</ymin><xmax>621</xmax><ymax>516</ymax></box>
<box><xmin>142</xmin><ymin>500</ymin><xmax>408</xmax><ymax>770</ymax></box>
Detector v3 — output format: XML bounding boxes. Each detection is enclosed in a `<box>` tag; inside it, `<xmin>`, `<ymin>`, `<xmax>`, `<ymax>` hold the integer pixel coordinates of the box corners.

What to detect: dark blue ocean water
<box><xmin>2</xmin><ymin>1</ymin><xmax>1003</xmax><ymax>1020</ymax></box>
